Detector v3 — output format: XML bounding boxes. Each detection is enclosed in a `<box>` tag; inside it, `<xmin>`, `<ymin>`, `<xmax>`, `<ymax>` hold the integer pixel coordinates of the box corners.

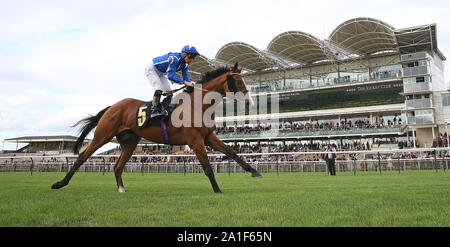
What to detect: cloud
<box><xmin>0</xmin><ymin>110</ymin><xmax>22</xmax><ymax>130</ymax></box>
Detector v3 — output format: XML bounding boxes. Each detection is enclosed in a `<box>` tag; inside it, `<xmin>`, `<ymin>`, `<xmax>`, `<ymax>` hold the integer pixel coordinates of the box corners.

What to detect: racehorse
<box><xmin>51</xmin><ymin>62</ymin><xmax>262</xmax><ymax>193</ymax></box>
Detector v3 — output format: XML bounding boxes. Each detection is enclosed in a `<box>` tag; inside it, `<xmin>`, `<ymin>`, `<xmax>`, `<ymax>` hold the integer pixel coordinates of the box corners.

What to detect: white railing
<box><xmin>1</xmin><ymin>148</ymin><xmax>449</xmax><ymax>174</ymax></box>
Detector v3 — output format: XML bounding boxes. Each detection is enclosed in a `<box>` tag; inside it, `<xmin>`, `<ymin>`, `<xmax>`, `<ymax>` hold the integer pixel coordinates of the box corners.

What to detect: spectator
<box><xmin>323</xmin><ymin>145</ymin><xmax>337</xmax><ymax>176</ymax></box>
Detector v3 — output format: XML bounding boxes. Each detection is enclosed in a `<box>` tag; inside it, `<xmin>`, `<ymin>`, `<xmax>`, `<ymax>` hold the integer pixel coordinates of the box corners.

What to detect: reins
<box><xmin>163</xmin><ymin>85</ymin><xmax>208</xmax><ymax>96</ymax></box>
<box><xmin>163</xmin><ymin>72</ymin><xmax>245</xmax><ymax>96</ymax></box>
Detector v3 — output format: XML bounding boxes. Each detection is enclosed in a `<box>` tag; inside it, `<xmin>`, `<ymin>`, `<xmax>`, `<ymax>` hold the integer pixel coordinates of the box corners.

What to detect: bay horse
<box><xmin>51</xmin><ymin>62</ymin><xmax>262</xmax><ymax>193</ymax></box>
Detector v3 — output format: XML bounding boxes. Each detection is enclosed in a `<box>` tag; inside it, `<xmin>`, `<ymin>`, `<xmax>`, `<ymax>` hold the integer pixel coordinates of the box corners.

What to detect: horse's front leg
<box><xmin>206</xmin><ymin>133</ymin><xmax>262</xmax><ymax>178</ymax></box>
<box><xmin>186</xmin><ymin>132</ymin><xmax>222</xmax><ymax>193</ymax></box>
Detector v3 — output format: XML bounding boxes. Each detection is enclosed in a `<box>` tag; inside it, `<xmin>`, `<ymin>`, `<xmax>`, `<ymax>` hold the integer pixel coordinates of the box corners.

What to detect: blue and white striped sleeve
<box><xmin>166</xmin><ymin>56</ymin><xmax>184</xmax><ymax>84</ymax></box>
<box><xmin>181</xmin><ymin>65</ymin><xmax>190</xmax><ymax>82</ymax></box>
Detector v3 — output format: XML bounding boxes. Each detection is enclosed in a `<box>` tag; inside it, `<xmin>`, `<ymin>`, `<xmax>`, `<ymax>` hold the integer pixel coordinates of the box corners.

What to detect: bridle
<box><xmin>228</xmin><ymin>72</ymin><xmax>248</xmax><ymax>94</ymax></box>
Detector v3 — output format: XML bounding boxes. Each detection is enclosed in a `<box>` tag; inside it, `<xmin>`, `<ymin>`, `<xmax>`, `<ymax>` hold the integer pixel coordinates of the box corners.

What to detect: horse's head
<box><xmin>226</xmin><ymin>62</ymin><xmax>255</xmax><ymax>107</ymax></box>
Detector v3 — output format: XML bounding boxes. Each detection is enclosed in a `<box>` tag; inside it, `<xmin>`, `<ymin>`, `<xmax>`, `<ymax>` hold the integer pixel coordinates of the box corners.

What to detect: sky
<box><xmin>1</xmin><ymin>0</ymin><xmax>450</xmax><ymax>152</ymax></box>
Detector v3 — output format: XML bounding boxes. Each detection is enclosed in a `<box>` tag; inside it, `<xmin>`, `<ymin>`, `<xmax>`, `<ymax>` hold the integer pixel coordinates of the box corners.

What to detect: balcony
<box><xmin>405</xmin><ymin>98</ymin><xmax>432</xmax><ymax>109</ymax></box>
<box><xmin>247</xmin><ymin>70</ymin><xmax>401</xmax><ymax>94</ymax></box>
<box><xmin>402</xmin><ymin>66</ymin><xmax>429</xmax><ymax>77</ymax></box>
<box><xmin>401</xmin><ymin>52</ymin><xmax>429</xmax><ymax>62</ymax></box>
<box><xmin>403</xmin><ymin>82</ymin><xmax>432</xmax><ymax>94</ymax></box>
<box><xmin>407</xmin><ymin>115</ymin><xmax>434</xmax><ymax>125</ymax></box>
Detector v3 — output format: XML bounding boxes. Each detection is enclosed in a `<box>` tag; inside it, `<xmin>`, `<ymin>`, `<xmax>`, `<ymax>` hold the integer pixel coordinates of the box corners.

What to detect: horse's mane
<box><xmin>196</xmin><ymin>67</ymin><xmax>231</xmax><ymax>84</ymax></box>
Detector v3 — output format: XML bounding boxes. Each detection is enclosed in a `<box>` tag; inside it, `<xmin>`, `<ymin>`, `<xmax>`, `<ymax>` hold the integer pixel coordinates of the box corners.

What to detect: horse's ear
<box><xmin>233</xmin><ymin>62</ymin><xmax>239</xmax><ymax>72</ymax></box>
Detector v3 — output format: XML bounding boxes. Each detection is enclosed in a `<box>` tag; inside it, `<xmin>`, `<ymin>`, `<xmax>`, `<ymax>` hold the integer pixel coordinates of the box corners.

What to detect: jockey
<box><xmin>145</xmin><ymin>45</ymin><xmax>199</xmax><ymax>118</ymax></box>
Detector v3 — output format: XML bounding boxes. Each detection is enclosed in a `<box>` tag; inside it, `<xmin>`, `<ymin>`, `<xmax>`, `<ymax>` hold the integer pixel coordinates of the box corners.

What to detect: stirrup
<box><xmin>151</xmin><ymin>111</ymin><xmax>163</xmax><ymax>118</ymax></box>
<box><xmin>150</xmin><ymin>109</ymin><xmax>168</xmax><ymax>119</ymax></box>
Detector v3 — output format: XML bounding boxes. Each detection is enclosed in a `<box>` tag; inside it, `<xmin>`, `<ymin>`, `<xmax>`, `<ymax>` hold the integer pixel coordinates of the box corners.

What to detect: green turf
<box><xmin>0</xmin><ymin>171</ymin><xmax>449</xmax><ymax>227</ymax></box>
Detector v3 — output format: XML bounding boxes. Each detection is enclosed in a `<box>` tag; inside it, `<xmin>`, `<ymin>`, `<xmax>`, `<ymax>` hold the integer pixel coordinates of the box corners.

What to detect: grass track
<box><xmin>1</xmin><ymin>171</ymin><xmax>449</xmax><ymax>227</ymax></box>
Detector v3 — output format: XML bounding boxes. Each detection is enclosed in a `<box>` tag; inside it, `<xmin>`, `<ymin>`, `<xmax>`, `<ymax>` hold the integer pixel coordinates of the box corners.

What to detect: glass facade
<box><xmin>402</xmin><ymin>60</ymin><xmax>430</xmax><ymax>77</ymax></box>
<box><xmin>245</xmin><ymin>62</ymin><xmax>402</xmax><ymax>94</ymax></box>
<box><xmin>403</xmin><ymin>76</ymin><xmax>432</xmax><ymax>94</ymax></box>
<box><xmin>401</xmin><ymin>52</ymin><xmax>435</xmax><ymax>127</ymax></box>
<box><xmin>340</xmin><ymin>68</ymin><xmax>370</xmax><ymax>83</ymax></box>
<box><xmin>223</xmin><ymin>80</ymin><xmax>404</xmax><ymax>115</ymax></box>
<box><xmin>403</xmin><ymin>76</ymin><xmax>431</xmax><ymax>84</ymax></box>
<box><xmin>371</xmin><ymin>64</ymin><xmax>402</xmax><ymax>80</ymax></box>
<box><xmin>275</xmin><ymin>81</ymin><xmax>404</xmax><ymax>112</ymax></box>
<box><xmin>406</xmin><ymin>110</ymin><xmax>434</xmax><ymax>124</ymax></box>
<box><xmin>405</xmin><ymin>96</ymin><xmax>432</xmax><ymax>109</ymax></box>
<box><xmin>403</xmin><ymin>81</ymin><xmax>431</xmax><ymax>94</ymax></box>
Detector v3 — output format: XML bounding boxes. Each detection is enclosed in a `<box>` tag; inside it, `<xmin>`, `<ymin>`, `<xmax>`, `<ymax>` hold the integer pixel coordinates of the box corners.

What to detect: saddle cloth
<box><xmin>136</xmin><ymin>96</ymin><xmax>174</xmax><ymax>129</ymax></box>
<box><xmin>136</xmin><ymin>97</ymin><xmax>176</xmax><ymax>144</ymax></box>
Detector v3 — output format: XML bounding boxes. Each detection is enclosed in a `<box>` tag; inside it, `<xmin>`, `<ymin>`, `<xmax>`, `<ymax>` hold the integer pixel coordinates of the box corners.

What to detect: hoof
<box><xmin>252</xmin><ymin>173</ymin><xmax>263</xmax><ymax>178</ymax></box>
<box><xmin>118</xmin><ymin>186</ymin><xmax>126</xmax><ymax>193</ymax></box>
<box><xmin>215</xmin><ymin>190</ymin><xmax>223</xmax><ymax>194</ymax></box>
<box><xmin>51</xmin><ymin>181</ymin><xmax>65</xmax><ymax>189</ymax></box>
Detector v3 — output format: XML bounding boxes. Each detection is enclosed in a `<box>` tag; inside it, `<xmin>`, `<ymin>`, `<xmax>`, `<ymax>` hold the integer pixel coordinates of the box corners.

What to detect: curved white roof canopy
<box><xmin>267</xmin><ymin>31</ymin><xmax>336</xmax><ymax>65</ymax></box>
<box><xmin>184</xmin><ymin>17</ymin><xmax>444</xmax><ymax>77</ymax></box>
<box><xmin>178</xmin><ymin>55</ymin><xmax>217</xmax><ymax>81</ymax></box>
<box><xmin>188</xmin><ymin>54</ymin><xmax>216</xmax><ymax>74</ymax></box>
<box><xmin>215</xmin><ymin>42</ymin><xmax>284</xmax><ymax>72</ymax></box>
<box><xmin>329</xmin><ymin>17</ymin><xmax>397</xmax><ymax>56</ymax></box>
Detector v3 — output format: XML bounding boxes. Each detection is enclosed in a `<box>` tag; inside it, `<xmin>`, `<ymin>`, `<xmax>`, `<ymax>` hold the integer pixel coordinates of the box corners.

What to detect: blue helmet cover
<box><xmin>181</xmin><ymin>45</ymin><xmax>199</xmax><ymax>55</ymax></box>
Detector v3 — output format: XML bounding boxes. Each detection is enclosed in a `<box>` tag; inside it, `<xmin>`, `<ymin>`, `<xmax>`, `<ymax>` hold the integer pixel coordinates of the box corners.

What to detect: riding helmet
<box><xmin>181</xmin><ymin>45</ymin><xmax>200</xmax><ymax>55</ymax></box>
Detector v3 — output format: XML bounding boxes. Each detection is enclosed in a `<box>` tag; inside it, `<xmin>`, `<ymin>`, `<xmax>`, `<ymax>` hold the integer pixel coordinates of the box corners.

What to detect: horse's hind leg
<box><xmin>51</xmin><ymin>124</ymin><xmax>117</xmax><ymax>189</ymax></box>
<box><xmin>51</xmin><ymin>151</ymin><xmax>87</xmax><ymax>189</ymax></box>
<box><xmin>114</xmin><ymin>130</ymin><xmax>140</xmax><ymax>193</ymax></box>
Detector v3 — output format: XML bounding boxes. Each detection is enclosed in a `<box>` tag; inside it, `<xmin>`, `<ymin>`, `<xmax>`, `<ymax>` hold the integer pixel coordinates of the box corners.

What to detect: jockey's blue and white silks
<box><xmin>152</xmin><ymin>52</ymin><xmax>190</xmax><ymax>84</ymax></box>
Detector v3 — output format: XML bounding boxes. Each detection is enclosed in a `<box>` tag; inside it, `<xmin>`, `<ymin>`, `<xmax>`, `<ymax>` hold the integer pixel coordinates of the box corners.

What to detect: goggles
<box><xmin>187</xmin><ymin>53</ymin><xmax>197</xmax><ymax>59</ymax></box>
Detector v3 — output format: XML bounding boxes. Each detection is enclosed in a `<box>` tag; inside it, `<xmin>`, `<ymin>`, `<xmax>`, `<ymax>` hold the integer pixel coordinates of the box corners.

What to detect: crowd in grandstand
<box><xmin>215</xmin><ymin>117</ymin><xmax>402</xmax><ymax>136</ymax></box>
<box><xmin>98</xmin><ymin>128</ymin><xmax>447</xmax><ymax>164</ymax></box>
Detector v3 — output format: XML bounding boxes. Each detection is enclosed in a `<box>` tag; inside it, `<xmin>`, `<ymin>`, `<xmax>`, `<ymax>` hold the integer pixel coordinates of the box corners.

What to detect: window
<box><xmin>443</xmin><ymin>94</ymin><xmax>450</xmax><ymax>106</ymax></box>
<box><xmin>403</xmin><ymin>60</ymin><xmax>429</xmax><ymax>68</ymax></box>
<box><xmin>415</xmin><ymin>109</ymin><xmax>433</xmax><ymax>116</ymax></box>
<box><xmin>401</xmin><ymin>52</ymin><xmax>428</xmax><ymax>62</ymax></box>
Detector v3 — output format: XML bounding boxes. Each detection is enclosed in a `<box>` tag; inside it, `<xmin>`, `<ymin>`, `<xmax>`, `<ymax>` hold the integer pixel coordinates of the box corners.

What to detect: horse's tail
<box><xmin>72</xmin><ymin>106</ymin><xmax>111</xmax><ymax>154</ymax></box>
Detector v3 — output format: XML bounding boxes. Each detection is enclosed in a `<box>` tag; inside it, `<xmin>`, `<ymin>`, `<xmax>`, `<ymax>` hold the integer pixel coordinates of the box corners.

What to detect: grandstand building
<box><xmin>2</xmin><ymin>18</ymin><xmax>449</xmax><ymax>156</ymax></box>
<box><xmin>186</xmin><ymin>17</ymin><xmax>450</xmax><ymax>150</ymax></box>
<box><xmin>1</xmin><ymin>135</ymin><xmax>87</xmax><ymax>155</ymax></box>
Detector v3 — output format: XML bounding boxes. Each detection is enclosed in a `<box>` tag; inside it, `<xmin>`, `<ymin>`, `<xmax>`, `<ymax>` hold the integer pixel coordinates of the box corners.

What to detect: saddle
<box><xmin>136</xmin><ymin>96</ymin><xmax>176</xmax><ymax>143</ymax></box>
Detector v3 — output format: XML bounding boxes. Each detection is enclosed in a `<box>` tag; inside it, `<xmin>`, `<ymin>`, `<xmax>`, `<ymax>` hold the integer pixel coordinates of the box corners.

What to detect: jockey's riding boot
<box><xmin>150</xmin><ymin>90</ymin><xmax>166</xmax><ymax>119</ymax></box>
<box><xmin>165</xmin><ymin>93</ymin><xmax>174</xmax><ymax>112</ymax></box>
